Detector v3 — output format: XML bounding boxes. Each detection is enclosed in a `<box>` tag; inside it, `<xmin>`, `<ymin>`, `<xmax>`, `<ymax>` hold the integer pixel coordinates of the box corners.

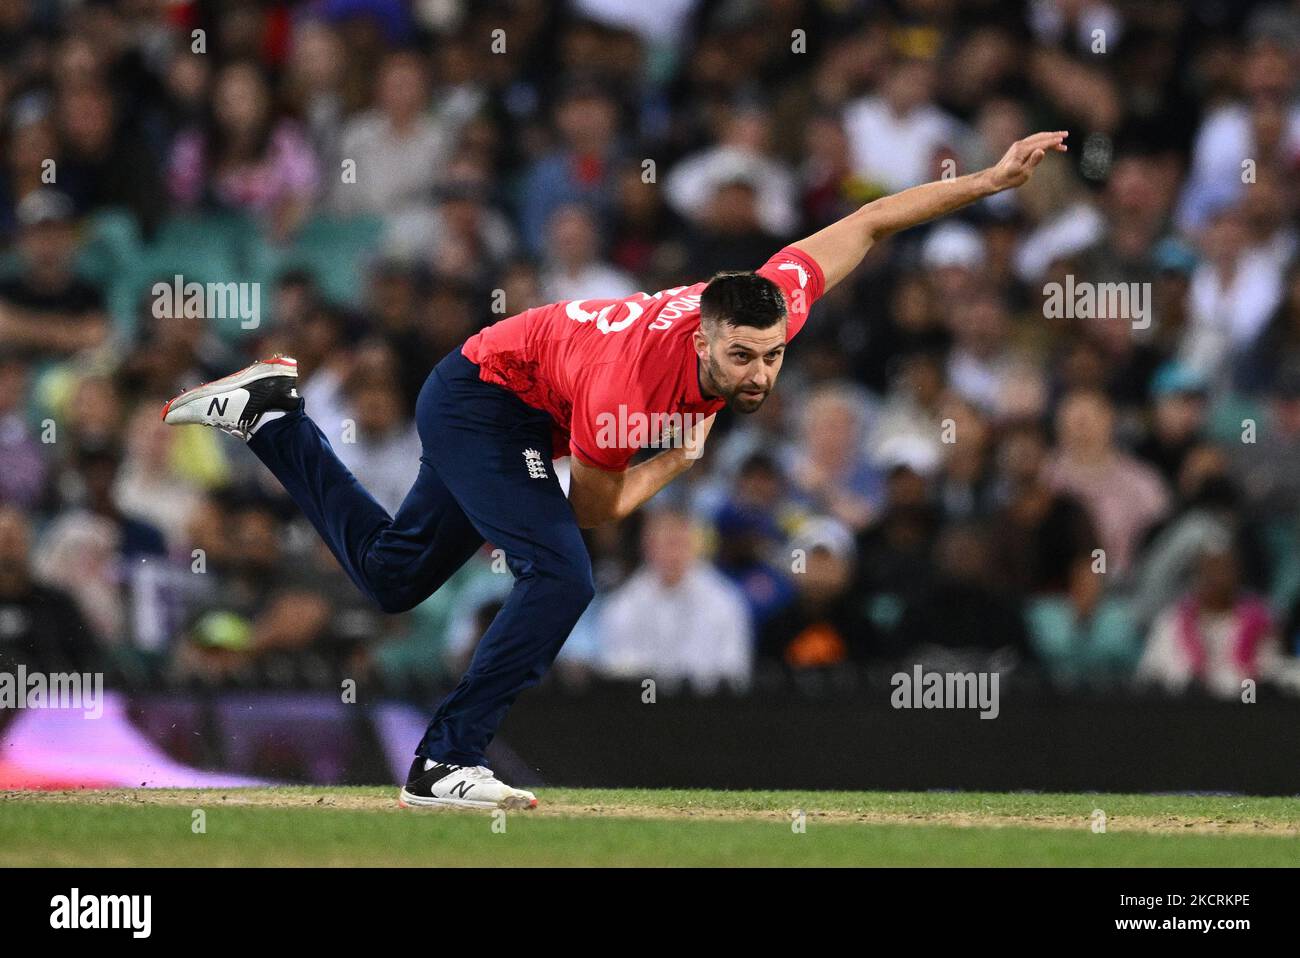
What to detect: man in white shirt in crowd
<box><xmin>598</xmin><ymin>508</ymin><xmax>753</xmax><ymax>694</ymax></box>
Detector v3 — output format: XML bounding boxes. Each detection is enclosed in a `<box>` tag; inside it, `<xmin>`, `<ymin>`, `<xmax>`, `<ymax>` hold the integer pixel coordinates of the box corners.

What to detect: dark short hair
<box><xmin>700</xmin><ymin>271</ymin><xmax>786</xmax><ymax>331</ymax></box>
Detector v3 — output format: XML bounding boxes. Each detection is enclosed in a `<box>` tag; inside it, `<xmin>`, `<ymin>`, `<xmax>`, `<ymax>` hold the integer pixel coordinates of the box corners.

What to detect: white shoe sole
<box><xmin>161</xmin><ymin>357</ymin><xmax>298</xmax><ymax>425</ymax></box>
<box><xmin>397</xmin><ymin>788</ymin><xmax>538</xmax><ymax>811</ymax></box>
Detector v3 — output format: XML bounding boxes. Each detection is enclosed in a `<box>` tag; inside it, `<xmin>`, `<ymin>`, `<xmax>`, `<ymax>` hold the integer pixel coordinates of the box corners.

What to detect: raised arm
<box><xmin>792</xmin><ymin>131</ymin><xmax>1068</xmax><ymax>293</ymax></box>
<box><xmin>568</xmin><ymin>414</ymin><xmax>716</xmax><ymax>528</ymax></box>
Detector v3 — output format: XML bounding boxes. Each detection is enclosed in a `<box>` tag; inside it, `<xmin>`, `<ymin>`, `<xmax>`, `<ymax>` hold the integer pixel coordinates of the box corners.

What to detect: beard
<box><xmin>705</xmin><ymin>353</ymin><xmax>770</xmax><ymax>414</ymax></box>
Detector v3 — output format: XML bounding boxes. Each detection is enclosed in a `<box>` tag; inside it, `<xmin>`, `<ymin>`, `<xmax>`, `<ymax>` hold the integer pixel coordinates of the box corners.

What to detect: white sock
<box><xmin>249</xmin><ymin>410</ymin><xmax>288</xmax><ymax>435</ymax></box>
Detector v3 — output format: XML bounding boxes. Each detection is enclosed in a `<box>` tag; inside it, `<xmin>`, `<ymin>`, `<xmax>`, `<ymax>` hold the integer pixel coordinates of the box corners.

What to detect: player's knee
<box><xmin>549</xmin><ymin>564</ymin><xmax>595</xmax><ymax>615</ymax></box>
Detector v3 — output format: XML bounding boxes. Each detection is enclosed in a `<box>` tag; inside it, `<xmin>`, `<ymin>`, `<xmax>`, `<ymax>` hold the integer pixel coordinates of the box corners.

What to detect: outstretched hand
<box><xmin>987</xmin><ymin>131</ymin><xmax>1068</xmax><ymax>191</ymax></box>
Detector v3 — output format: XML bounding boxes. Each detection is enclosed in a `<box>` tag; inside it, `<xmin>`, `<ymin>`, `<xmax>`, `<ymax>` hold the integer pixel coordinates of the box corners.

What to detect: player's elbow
<box><xmin>568</xmin><ymin>460</ymin><xmax>626</xmax><ymax>528</ymax></box>
<box><xmin>572</xmin><ymin>500</ymin><xmax>621</xmax><ymax>528</ymax></box>
<box><xmin>568</xmin><ymin>490</ymin><xmax>609</xmax><ymax>528</ymax></box>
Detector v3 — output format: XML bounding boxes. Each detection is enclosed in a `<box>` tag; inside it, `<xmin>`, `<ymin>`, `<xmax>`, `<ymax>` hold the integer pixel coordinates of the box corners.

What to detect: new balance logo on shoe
<box><xmin>162</xmin><ymin>357</ymin><xmax>301</xmax><ymax>442</ymax></box>
<box><xmin>399</xmin><ymin>757</ymin><xmax>538</xmax><ymax>810</ymax></box>
<box><xmin>523</xmin><ymin>448</ymin><xmax>547</xmax><ymax>479</ymax></box>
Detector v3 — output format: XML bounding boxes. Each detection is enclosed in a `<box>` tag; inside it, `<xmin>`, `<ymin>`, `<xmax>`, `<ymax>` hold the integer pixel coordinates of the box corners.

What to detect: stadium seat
<box><xmin>248</xmin><ymin>213</ymin><xmax>384</xmax><ymax>311</ymax></box>
<box><xmin>125</xmin><ymin>212</ymin><xmax>262</xmax><ymax>342</ymax></box>
<box><xmin>74</xmin><ymin>207</ymin><xmax>145</xmax><ymax>288</ymax></box>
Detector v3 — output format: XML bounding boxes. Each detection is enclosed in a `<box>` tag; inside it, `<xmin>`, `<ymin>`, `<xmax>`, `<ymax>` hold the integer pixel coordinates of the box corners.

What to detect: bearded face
<box><xmin>695</xmin><ymin>320</ymin><xmax>788</xmax><ymax>414</ymax></box>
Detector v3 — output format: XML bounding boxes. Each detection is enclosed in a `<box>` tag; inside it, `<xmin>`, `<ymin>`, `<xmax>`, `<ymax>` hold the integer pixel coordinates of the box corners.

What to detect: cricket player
<box><xmin>163</xmin><ymin>131</ymin><xmax>1067</xmax><ymax>808</ymax></box>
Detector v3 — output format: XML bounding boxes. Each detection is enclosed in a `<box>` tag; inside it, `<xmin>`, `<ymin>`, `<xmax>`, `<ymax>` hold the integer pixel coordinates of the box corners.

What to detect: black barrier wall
<box><xmin>501</xmin><ymin>684</ymin><xmax>1300</xmax><ymax>795</ymax></box>
<box><xmin>10</xmin><ymin>683</ymin><xmax>1293</xmax><ymax>795</ymax></box>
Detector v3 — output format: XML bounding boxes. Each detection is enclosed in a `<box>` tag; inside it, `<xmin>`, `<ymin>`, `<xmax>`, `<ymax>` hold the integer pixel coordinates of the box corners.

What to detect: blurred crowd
<box><xmin>4</xmin><ymin>0</ymin><xmax>1300</xmax><ymax>701</ymax></box>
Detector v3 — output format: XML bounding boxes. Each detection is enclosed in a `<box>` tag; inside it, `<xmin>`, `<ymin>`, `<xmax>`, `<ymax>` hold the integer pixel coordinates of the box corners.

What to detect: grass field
<box><xmin>2</xmin><ymin>787</ymin><xmax>1297</xmax><ymax>866</ymax></box>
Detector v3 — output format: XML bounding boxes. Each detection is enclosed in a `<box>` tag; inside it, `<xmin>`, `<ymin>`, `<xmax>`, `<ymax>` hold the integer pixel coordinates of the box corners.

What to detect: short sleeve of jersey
<box><xmin>569</xmin><ymin>364</ymin><xmax>639</xmax><ymax>473</ymax></box>
<box><xmin>756</xmin><ymin>245</ymin><xmax>825</xmax><ymax>340</ymax></box>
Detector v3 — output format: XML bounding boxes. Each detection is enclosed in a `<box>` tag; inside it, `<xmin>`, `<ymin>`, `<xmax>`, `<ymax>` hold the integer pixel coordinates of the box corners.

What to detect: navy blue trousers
<box><xmin>248</xmin><ymin>349</ymin><xmax>595</xmax><ymax>766</ymax></box>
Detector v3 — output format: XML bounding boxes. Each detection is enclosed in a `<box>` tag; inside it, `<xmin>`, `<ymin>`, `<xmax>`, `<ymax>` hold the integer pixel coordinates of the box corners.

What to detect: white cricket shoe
<box><xmin>399</xmin><ymin>758</ymin><xmax>538</xmax><ymax>810</ymax></box>
<box><xmin>161</xmin><ymin>356</ymin><xmax>301</xmax><ymax>440</ymax></box>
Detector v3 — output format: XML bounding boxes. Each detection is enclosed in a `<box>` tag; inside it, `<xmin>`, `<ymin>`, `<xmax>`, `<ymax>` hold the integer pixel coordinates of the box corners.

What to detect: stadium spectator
<box><xmin>759</xmin><ymin>517</ymin><xmax>867</xmax><ymax>672</ymax></box>
<box><xmin>1175</xmin><ymin>36</ymin><xmax>1300</xmax><ymax>234</ymax></box>
<box><xmin>683</xmin><ymin>177</ymin><xmax>783</xmax><ymax>282</ymax></box>
<box><xmin>935</xmin><ymin>395</ymin><xmax>999</xmax><ymax>521</ymax></box>
<box><xmin>383</xmin><ymin>161</ymin><xmax>517</xmax><ymax>285</ymax></box>
<box><xmin>0</xmin><ymin>189</ymin><xmax>108</xmax><ymax>360</ymax></box>
<box><xmin>174</xmin><ymin>491</ymin><xmax>334</xmax><ymax>685</ymax></box>
<box><xmin>1025</xmin><ymin>555</ymin><xmax>1140</xmax><ymax>689</ymax></box>
<box><xmin>853</xmin><ymin>456</ymin><xmax>941</xmax><ymax>655</ymax></box>
<box><xmin>991</xmin><ymin>421</ymin><xmax>1098</xmax><ymax>597</ymax></box>
<box><xmin>1235</xmin><ymin>260</ymin><xmax>1300</xmax><ymax>394</ymax></box>
<box><xmin>519</xmin><ymin>83</ymin><xmax>625</xmax><ymax>257</ymax></box>
<box><xmin>1181</xmin><ymin>201</ymin><xmax>1284</xmax><ymax>381</ymax></box>
<box><xmin>1128</xmin><ymin>456</ymin><xmax>1270</xmax><ymax>630</ymax></box>
<box><xmin>55</xmin><ymin>80</ymin><xmax>166</xmax><ymax>236</ymax></box>
<box><xmin>0</xmin><ymin>99</ymin><xmax>60</xmax><ymax>236</ymax></box>
<box><xmin>895</xmin><ymin>521</ymin><xmax>1034</xmax><ymax>670</ymax></box>
<box><xmin>1229</xmin><ymin>367</ymin><xmax>1300</xmax><ymax>520</ymax></box>
<box><xmin>868</xmin><ymin>350</ymin><xmax>949</xmax><ymax>465</ymax></box>
<box><xmin>843</xmin><ymin>55</ymin><xmax>963</xmax><ymax>194</ymax></box>
<box><xmin>787</xmin><ymin>382</ymin><xmax>883</xmax><ymax>532</ymax></box>
<box><xmin>332</xmin><ymin>359</ymin><xmax>422</xmax><ymax>516</ymax></box>
<box><xmin>0</xmin><ymin>352</ymin><xmax>46</xmax><ymax>509</ymax></box>
<box><xmin>945</xmin><ymin>290</ymin><xmax>1024</xmax><ymax>416</ymax></box>
<box><xmin>598</xmin><ymin>509</ymin><xmax>752</xmax><ymax>693</ymax></box>
<box><xmin>282</xmin><ymin>19</ymin><xmax>351</xmax><ymax>184</ymax></box>
<box><xmin>711</xmin><ymin>454</ymin><xmax>797</xmax><ymax>630</ymax></box>
<box><xmin>271</xmin><ymin>299</ymin><xmax>354</xmax><ymax>447</ymax></box>
<box><xmin>332</xmin><ymin>49</ymin><xmax>466</xmax><ymax>219</ymax></box>
<box><xmin>168</xmin><ymin>59</ymin><xmax>319</xmax><ymax>240</ymax></box>
<box><xmin>1043</xmin><ymin>389</ymin><xmax>1170</xmax><ymax>577</ymax></box>
<box><xmin>114</xmin><ymin>404</ymin><xmax>228</xmax><ymax>548</ymax></box>
<box><xmin>540</xmin><ymin>203</ymin><xmax>634</xmax><ymax>302</ymax></box>
<box><xmin>33</xmin><ymin>442</ymin><xmax>172</xmax><ymax>656</ymax></box>
<box><xmin>1137</xmin><ymin>540</ymin><xmax>1288</xmax><ymax>699</ymax></box>
<box><xmin>0</xmin><ymin>505</ymin><xmax>96</xmax><ymax>674</ymax></box>
<box><xmin>1133</xmin><ymin>362</ymin><xmax>1210</xmax><ymax>486</ymax></box>
<box><xmin>663</xmin><ymin>103</ymin><xmax>800</xmax><ymax>240</ymax></box>
<box><xmin>609</xmin><ymin>158</ymin><xmax>688</xmax><ymax>279</ymax></box>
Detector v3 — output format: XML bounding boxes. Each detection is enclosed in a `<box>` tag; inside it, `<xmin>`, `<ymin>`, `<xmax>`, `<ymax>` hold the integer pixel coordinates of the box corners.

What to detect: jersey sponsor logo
<box><xmin>778</xmin><ymin>261</ymin><xmax>809</xmax><ymax>288</ymax></box>
<box><xmin>523</xmin><ymin>448</ymin><xmax>548</xmax><ymax>479</ymax></box>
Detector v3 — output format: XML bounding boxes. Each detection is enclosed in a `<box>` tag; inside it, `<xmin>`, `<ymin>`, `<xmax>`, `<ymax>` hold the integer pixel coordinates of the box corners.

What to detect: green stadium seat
<box><xmin>248</xmin><ymin>213</ymin><xmax>383</xmax><ymax>310</ymax></box>
<box><xmin>129</xmin><ymin>213</ymin><xmax>263</xmax><ymax>342</ymax></box>
<box><xmin>74</xmin><ymin>207</ymin><xmax>145</xmax><ymax>288</ymax></box>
